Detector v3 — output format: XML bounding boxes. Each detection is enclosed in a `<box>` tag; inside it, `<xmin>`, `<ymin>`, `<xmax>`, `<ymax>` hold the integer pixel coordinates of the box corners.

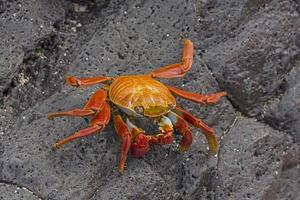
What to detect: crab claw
<box><xmin>125</xmin><ymin>119</ymin><xmax>150</xmax><ymax>158</ymax></box>
<box><xmin>131</xmin><ymin>133</ymin><xmax>150</xmax><ymax>158</ymax></box>
<box><xmin>168</xmin><ymin>112</ymin><xmax>193</xmax><ymax>152</ymax></box>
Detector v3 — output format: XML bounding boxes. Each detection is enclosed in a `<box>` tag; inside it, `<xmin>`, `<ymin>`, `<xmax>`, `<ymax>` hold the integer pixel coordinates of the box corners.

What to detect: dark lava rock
<box><xmin>202</xmin><ymin>0</ymin><xmax>299</xmax><ymax>117</ymax></box>
<box><xmin>264</xmin><ymin>65</ymin><xmax>300</xmax><ymax>142</ymax></box>
<box><xmin>215</xmin><ymin>117</ymin><xmax>300</xmax><ymax>200</ymax></box>
<box><xmin>0</xmin><ymin>0</ymin><xmax>299</xmax><ymax>200</ymax></box>
<box><xmin>0</xmin><ymin>183</ymin><xmax>40</xmax><ymax>200</ymax></box>
<box><xmin>0</xmin><ymin>0</ymin><xmax>66</xmax><ymax>111</ymax></box>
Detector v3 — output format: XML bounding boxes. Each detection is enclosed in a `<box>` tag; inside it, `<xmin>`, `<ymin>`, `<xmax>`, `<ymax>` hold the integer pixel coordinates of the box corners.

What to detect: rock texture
<box><xmin>0</xmin><ymin>0</ymin><xmax>299</xmax><ymax>200</ymax></box>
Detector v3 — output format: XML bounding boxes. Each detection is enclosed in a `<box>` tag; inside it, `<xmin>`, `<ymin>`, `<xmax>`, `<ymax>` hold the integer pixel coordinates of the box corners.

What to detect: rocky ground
<box><xmin>0</xmin><ymin>0</ymin><xmax>299</xmax><ymax>199</ymax></box>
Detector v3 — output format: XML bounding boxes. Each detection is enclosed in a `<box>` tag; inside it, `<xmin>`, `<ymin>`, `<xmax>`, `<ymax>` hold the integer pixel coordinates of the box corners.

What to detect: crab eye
<box><xmin>134</xmin><ymin>106</ymin><xmax>144</xmax><ymax>114</ymax></box>
<box><xmin>168</xmin><ymin>103</ymin><xmax>175</xmax><ymax>110</ymax></box>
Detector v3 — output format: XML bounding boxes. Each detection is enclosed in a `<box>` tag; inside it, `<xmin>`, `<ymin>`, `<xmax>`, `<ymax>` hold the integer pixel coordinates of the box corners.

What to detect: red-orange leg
<box><xmin>168</xmin><ymin>86</ymin><xmax>227</xmax><ymax>106</ymax></box>
<box><xmin>113</xmin><ymin>115</ymin><xmax>132</xmax><ymax>174</ymax></box>
<box><xmin>167</xmin><ymin>111</ymin><xmax>193</xmax><ymax>152</ymax></box>
<box><xmin>65</xmin><ymin>76</ymin><xmax>111</xmax><ymax>87</ymax></box>
<box><xmin>52</xmin><ymin>103</ymin><xmax>111</xmax><ymax>149</ymax></box>
<box><xmin>174</xmin><ymin>106</ymin><xmax>218</xmax><ymax>154</ymax></box>
<box><xmin>150</xmin><ymin>39</ymin><xmax>194</xmax><ymax>78</ymax></box>
<box><xmin>48</xmin><ymin>89</ymin><xmax>107</xmax><ymax>120</ymax></box>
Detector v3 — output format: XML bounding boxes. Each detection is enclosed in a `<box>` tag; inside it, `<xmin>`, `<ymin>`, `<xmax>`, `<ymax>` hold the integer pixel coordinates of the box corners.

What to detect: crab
<box><xmin>48</xmin><ymin>39</ymin><xmax>227</xmax><ymax>173</ymax></box>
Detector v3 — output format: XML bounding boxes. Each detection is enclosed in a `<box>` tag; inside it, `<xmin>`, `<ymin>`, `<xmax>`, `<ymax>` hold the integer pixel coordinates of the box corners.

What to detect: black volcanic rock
<box><xmin>0</xmin><ymin>0</ymin><xmax>299</xmax><ymax>199</ymax></box>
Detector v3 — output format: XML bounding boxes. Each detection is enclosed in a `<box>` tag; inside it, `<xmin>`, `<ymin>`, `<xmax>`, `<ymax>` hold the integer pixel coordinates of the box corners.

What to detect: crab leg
<box><xmin>113</xmin><ymin>115</ymin><xmax>132</xmax><ymax>174</ymax></box>
<box><xmin>168</xmin><ymin>86</ymin><xmax>227</xmax><ymax>106</ymax></box>
<box><xmin>174</xmin><ymin>106</ymin><xmax>218</xmax><ymax>154</ymax></box>
<box><xmin>65</xmin><ymin>76</ymin><xmax>111</xmax><ymax>87</ymax></box>
<box><xmin>167</xmin><ymin>111</ymin><xmax>193</xmax><ymax>152</ymax></box>
<box><xmin>52</xmin><ymin>103</ymin><xmax>111</xmax><ymax>149</ymax></box>
<box><xmin>150</xmin><ymin>39</ymin><xmax>194</xmax><ymax>78</ymax></box>
<box><xmin>48</xmin><ymin>89</ymin><xmax>107</xmax><ymax>119</ymax></box>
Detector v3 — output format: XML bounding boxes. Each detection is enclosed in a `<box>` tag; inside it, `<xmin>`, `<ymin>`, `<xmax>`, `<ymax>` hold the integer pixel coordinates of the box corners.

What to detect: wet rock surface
<box><xmin>0</xmin><ymin>0</ymin><xmax>299</xmax><ymax>200</ymax></box>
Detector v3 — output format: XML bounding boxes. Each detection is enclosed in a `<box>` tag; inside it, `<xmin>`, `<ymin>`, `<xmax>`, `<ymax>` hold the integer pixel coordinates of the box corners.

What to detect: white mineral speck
<box><xmin>71</xmin><ymin>27</ymin><xmax>77</xmax><ymax>32</ymax></box>
<box><xmin>74</xmin><ymin>4</ymin><xmax>87</xmax><ymax>12</ymax></box>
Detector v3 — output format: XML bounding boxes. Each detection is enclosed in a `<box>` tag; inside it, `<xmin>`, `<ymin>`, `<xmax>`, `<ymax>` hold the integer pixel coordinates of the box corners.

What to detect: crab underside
<box><xmin>48</xmin><ymin>39</ymin><xmax>227</xmax><ymax>173</ymax></box>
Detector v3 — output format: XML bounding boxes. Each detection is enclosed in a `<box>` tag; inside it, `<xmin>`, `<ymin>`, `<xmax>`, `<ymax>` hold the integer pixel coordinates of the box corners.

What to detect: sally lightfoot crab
<box><xmin>48</xmin><ymin>39</ymin><xmax>227</xmax><ymax>173</ymax></box>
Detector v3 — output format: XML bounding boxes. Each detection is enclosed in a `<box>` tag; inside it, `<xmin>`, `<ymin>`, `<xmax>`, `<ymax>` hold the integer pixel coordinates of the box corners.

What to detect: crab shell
<box><xmin>109</xmin><ymin>75</ymin><xmax>176</xmax><ymax>117</ymax></box>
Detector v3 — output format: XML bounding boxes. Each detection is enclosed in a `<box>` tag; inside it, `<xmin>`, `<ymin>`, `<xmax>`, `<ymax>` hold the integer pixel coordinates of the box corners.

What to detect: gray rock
<box><xmin>264</xmin><ymin>65</ymin><xmax>300</xmax><ymax>142</ymax></box>
<box><xmin>203</xmin><ymin>0</ymin><xmax>299</xmax><ymax>117</ymax></box>
<box><xmin>0</xmin><ymin>0</ymin><xmax>299</xmax><ymax>199</ymax></box>
<box><xmin>215</xmin><ymin>117</ymin><xmax>300</xmax><ymax>200</ymax></box>
<box><xmin>0</xmin><ymin>0</ymin><xmax>66</xmax><ymax>109</ymax></box>
<box><xmin>0</xmin><ymin>183</ymin><xmax>40</xmax><ymax>200</ymax></box>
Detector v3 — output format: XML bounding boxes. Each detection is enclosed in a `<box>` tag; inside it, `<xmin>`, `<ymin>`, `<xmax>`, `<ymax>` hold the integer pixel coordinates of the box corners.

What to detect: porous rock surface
<box><xmin>0</xmin><ymin>0</ymin><xmax>299</xmax><ymax>199</ymax></box>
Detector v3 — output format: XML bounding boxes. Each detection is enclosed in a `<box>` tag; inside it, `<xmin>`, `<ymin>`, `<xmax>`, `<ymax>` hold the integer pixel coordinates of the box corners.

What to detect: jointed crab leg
<box><xmin>48</xmin><ymin>89</ymin><xmax>107</xmax><ymax>119</ymax></box>
<box><xmin>167</xmin><ymin>111</ymin><xmax>193</xmax><ymax>152</ymax></box>
<box><xmin>52</xmin><ymin>103</ymin><xmax>111</xmax><ymax>149</ymax></box>
<box><xmin>113</xmin><ymin>115</ymin><xmax>132</xmax><ymax>174</ymax></box>
<box><xmin>174</xmin><ymin>106</ymin><xmax>218</xmax><ymax>154</ymax></box>
<box><xmin>168</xmin><ymin>86</ymin><xmax>227</xmax><ymax>106</ymax></box>
<box><xmin>150</xmin><ymin>39</ymin><xmax>194</xmax><ymax>78</ymax></box>
<box><xmin>65</xmin><ymin>76</ymin><xmax>111</xmax><ymax>87</ymax></box>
